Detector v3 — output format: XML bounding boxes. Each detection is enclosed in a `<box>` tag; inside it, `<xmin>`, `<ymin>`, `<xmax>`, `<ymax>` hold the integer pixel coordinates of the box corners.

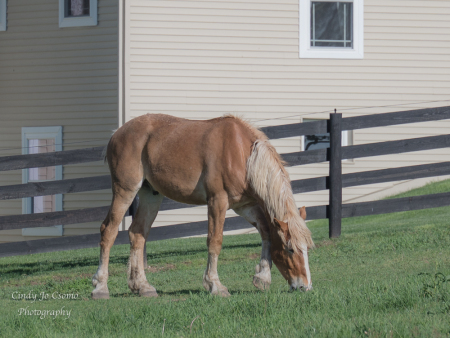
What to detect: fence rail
<box><xmin>1</xmin><ymin>191</ymin><xmax>449</xmax><ymax>258</ymax></box>
<box><xmin>2</xmin><ymin>161</ymin><xmax>450</xmax><ymax>201</ymax></box>
<box><xmin>262</xmin><ymin>106</ymin><xmax>450</xmax><ymax>139</ymax></box>
<box><xmin>1</xmin><ymin>105</ymin><xmax>450</xmax><ymax>257</ymax></box>
<box><xmin>0</xmin><ymin>146</ymin><xmax>105</xmax><ymax>172</ymax></box>
<box><xmin>305</xmin><ymin>192</ymin><xmax>450</xmax><ymax>220</ymax></box>
<box><xmin>282</xmin><ymin>134</ymin><xmax>450</xmax><ymax>166</ymax></box>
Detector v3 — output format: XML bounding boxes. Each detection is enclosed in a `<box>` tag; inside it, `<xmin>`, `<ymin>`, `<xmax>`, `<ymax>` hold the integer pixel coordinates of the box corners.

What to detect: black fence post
<box><xmin>329</xmin><ymin>112</ymin><xmax>343</xmax><ymax>238</ymax></box>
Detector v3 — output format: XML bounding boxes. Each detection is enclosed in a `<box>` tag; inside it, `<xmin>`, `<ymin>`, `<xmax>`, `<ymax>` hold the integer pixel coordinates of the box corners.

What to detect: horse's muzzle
<box><xmin>289</xmin><ymin>284</ymin><xmax>313</xmax><ymax>292</ymax></box>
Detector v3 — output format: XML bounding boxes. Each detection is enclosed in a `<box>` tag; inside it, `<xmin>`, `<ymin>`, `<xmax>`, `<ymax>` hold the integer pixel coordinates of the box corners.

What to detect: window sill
<box><xmin>59</xmin><ymin>16</ymin><xmax>97</xmax><ymax>28</ymax></box>
<box><xmin>300</xmin><ymin>47</ymin><xmax>364</xmax><ymax>59</ymax></box>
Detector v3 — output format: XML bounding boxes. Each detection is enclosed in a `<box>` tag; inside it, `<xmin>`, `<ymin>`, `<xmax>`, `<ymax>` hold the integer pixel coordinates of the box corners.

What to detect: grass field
<box><xmin>1</xmin><ymin>180</ymin><xmax>449</xmax><ymax>337</ymax></box>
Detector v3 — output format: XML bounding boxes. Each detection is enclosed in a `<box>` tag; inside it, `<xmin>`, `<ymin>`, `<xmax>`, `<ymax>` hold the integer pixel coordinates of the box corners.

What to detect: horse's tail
<box><xmin>102</xmin><ymin>129</ymin><xmax>118</xmax><ymax>164</ymax></box>
<box><xmin>246</xmin><ymin>140</ymin><xmax>314</xmax><ymax>251</ymax></box>
<box><xmin>101</xmin><ymin>145</ymin><xmax>108</xmax><ymax>164</ymax></box>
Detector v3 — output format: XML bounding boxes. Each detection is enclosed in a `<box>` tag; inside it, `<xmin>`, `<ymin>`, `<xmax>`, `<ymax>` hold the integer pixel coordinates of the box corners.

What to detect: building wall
<box><xmin>123</xmin><ymin>0</ymin><xmax>450</xmax><ymax>230</ymax></box>
<box><xmin>0</xmin><ymin>0</ymin><xmax>118</xmax><ymax>243</ymax></box>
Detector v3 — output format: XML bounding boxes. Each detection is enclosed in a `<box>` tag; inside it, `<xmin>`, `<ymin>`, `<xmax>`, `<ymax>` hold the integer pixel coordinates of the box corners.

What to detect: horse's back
<box><xmin>109</xmin><ymin>114</ymin><xmax>260</xmax><ymax>206</ymax></box>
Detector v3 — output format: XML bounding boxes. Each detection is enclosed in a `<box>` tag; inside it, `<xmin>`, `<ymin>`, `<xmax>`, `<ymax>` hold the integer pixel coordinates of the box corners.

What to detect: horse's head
<box><xmin>270</xmin><ymin>207</ymin><xmax>312</xmax><ymax>291</ymax></box>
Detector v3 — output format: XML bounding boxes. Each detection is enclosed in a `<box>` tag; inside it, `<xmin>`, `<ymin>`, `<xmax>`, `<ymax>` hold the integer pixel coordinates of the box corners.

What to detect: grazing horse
<box><xmin>92</xmin><ymin>114</ymin><xmax>314</xmax><ymax>299</ymax></box>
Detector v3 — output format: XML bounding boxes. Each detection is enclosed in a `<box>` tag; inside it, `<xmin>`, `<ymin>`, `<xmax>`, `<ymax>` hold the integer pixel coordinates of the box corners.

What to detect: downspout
<box><xmin>118</xmin><ymin>0</ymin><xmax>125</xmax><ymax>129</ymax></box>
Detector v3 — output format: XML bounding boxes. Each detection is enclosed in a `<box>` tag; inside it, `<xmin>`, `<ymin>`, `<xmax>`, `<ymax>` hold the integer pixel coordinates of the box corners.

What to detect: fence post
<box><xmin>329</xmin><ymin>112</ymin><xmax>342</xmax><ymax>238</ymax></box>
<box><xmin>128</xmin><ymin>196</ymin><xmax>147</xmax><ymax>268</ymax></box>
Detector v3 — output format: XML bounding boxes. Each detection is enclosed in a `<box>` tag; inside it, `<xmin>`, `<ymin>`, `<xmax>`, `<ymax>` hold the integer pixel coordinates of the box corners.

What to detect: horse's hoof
<box><xmin>139</xmin><ymin>289</ymin><xmax>158</xmax><ymax>298</ymax></box>
<box><xmin>219</xmin><ymin>290</ymin><xmax>231</xmax><ymax>297</ymax></box>
<box><xmin>91</xmin><ymin>290</ymin><xmax>110</xmax><ymax>300</ymax></box>
<box><xmin>211</xmin><ymin>289</ymin><xmax>231</xmax><ymax>297</ymax></box>
<box><xmin>253</xmin><ymin>276</ymin><xmax>270</xmax><ymax>291</ymax></box>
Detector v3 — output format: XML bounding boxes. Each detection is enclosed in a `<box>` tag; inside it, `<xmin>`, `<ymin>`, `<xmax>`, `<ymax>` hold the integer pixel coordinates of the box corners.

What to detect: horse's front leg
<box><xmin>253</xmin><ymin>238</ymin><xmax>272</xmax><ymax>290</ymax></box>
<box><xmin>233</xmin><ymin>205</ymin><xmax>272</xmax><ymax>290</ymax></box>
<box><xmin>203</xmin><ymin>194</ymin><xmax>230</xmax><ymax>297</ymax></box>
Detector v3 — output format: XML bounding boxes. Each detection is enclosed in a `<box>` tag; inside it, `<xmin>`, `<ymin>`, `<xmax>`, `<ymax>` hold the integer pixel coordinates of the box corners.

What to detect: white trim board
<box><xmin>0</xmin><ymin>0</ymin><xmax>7</xmax><ymax>31</ymax></box>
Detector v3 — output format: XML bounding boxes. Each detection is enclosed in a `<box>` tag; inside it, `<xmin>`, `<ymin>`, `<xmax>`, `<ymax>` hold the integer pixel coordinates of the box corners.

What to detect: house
<box><xmin>1</xmin><ymin>0</ymin><xmax>449</xmax><ymax>243</ymax></box>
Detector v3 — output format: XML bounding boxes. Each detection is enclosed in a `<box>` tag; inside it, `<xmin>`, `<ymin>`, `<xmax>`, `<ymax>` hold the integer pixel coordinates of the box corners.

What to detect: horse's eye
<box><xmin>288</xmin><ymin>248</ymin><xmax>294</xmax><ymax>254</ymax></box>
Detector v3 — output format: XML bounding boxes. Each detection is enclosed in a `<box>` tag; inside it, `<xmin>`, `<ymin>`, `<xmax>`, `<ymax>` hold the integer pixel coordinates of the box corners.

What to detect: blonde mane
<box><xmin>245</xmin><ymin>136</ymin><xmax>314</xmax><ymax>252</ymax></box>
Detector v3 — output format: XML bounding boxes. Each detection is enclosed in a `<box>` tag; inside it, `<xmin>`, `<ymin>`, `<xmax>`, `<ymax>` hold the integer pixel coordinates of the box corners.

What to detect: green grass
<box><xmin>1</xmin><ymin>180</ymin><xmax>450</xmax><ymax>337</ymax></box>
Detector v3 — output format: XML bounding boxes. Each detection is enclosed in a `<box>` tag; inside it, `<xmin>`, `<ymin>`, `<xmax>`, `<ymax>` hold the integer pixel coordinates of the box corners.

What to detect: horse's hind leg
<box><xmin>92</xmin><ymin>185</ymin><xmax>137</xmax><ymax>299</ymax></box>
<box><xmin>202</xmin><ymin>194</ymin><xmax>231</xmax><ymax>297</ymax></box>
<box><xmin>233</xmin><ymin>205</ymin><xmax>272</xmax><ymax>290</ymax></box>
<box><xmin>127</xmin><ymin>182</ymin><xmax>163</xmax><ymax>297</ymax></box>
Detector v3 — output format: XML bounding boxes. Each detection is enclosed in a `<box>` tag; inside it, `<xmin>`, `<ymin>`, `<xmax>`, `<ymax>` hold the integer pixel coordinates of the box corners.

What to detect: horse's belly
<box><xmin>162</xmin><ymin>186</ymin><xmax>207</xmax><ymax>205</ymax></box>
<box><xmin>146</xmin><ymin>172</ymin><xmax>208</xmax><ymax>206</ymax></box>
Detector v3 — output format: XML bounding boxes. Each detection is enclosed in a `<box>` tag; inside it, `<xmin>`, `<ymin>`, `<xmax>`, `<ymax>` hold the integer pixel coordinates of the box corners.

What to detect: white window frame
<box><xmin>299</xmin><ymin>0</ymin><xmax>364</xmax><ymax>59</ymax></box>
<box><xmin>21</xmin><ymin>127</ymin><xmax>63</xmax><ymax>237</ymax></box>
<box><xmin>0</xmin><ymin>0</ymin><xmax>7</xmax><ymax>31</ymax></box>
<box><xmin>59</xmin><ymin>0</ymin><xmax>98</xmax><ymax>28</ymax></box>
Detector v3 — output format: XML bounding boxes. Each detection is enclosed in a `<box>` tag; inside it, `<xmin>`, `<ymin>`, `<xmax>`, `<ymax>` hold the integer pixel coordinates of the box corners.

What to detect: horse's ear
<box><xmin>299</xmin><ymin>206</ymin><xmax>307</xmax><ymax>220</ymax></box>
<box><xmin>274</xmin><ymin>218</ymin><xmax>289</xmax><ymax>232</ymax></box>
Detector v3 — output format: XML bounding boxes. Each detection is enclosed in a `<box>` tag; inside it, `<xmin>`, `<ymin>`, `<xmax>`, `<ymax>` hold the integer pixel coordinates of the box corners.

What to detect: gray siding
<box><xmin>0</xmin><ymin>0</ymin><xmax>118</xmax><ymax>243</ymax></box>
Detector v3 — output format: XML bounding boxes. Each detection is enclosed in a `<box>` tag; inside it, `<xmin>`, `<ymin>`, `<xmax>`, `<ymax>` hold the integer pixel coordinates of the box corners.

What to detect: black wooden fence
<box><xmin>1</xmin><ymin>105</ymin><xmax>450</xmax><ymax>257</ymax></box>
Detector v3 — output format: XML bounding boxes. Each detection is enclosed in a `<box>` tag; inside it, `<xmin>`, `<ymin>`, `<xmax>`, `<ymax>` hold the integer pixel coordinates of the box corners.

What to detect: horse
<box><xmin>91</xmin><ymin>114</ymin><xmax>314</xmax><ymax>299</ymax></box>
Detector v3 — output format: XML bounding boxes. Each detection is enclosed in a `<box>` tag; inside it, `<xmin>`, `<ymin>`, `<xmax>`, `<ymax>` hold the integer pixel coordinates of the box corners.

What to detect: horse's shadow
<box><xmin>0</xmin><ymin>242</ymin><xmax>261</xmax><ymax>278</ymax></box>
<box><xmin>109</xmin><ymin>288</ymin><xmax>269</xmax><ymax>298</ymax></box>
<box><xmin>158</xmin><ymin>289</ymin><xmax>269</xmax><ymax>296</ymax></box>
<box><xmin>107</xmin><ymin>289</ymin><xmax>206</xmax><ymax>299</ymax></box>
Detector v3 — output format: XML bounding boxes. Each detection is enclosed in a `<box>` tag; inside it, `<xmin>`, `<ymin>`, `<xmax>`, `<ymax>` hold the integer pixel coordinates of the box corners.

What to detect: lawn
<box><xmin>0</xmin><ymin>180</ymin><xmax>449</xmax><ymax>337</ymax></box>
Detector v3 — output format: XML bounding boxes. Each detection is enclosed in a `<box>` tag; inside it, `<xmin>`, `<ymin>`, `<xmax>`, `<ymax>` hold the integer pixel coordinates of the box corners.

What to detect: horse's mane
<box><xmin>234</xmin><ymin>116</ymin><xmax>314</xmax><ymax>251</ymax></box>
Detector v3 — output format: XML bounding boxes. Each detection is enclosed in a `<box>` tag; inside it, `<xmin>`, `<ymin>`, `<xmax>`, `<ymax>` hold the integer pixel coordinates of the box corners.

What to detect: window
<box><xmin>59</xmin><ymin>0</ymin><xmax>98</xmax><ymax>28</ymax></box>
<box><xmin>299</xmin><ymin>0</ymin><xmax>364</xmax><ymax>59</ymax></box>
<box><xmin>0</xmin><ymin>0</ymin><xmax>6</xmax><ymax>31</ymax></box>
<box><xmin>301</xmin><ymin>119</ymin><xmax>353</xmax><ymax>160</ymax></box>
<box><xmin>22</xmin><ymin>127</ymin><xmax>63</xmax><ymax>237</ymax></box>
<box><xmin>311</xmin><ymin>2</ymin><xmax>353</xmax><ymax>48</ymax></box>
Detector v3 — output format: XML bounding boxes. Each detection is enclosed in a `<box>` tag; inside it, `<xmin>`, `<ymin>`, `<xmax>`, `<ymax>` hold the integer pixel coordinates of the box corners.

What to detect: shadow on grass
<box><xmin>154</xmin><ymin>289</ymin><xmax>269</xmax><ymax>296</ymax></box>
<box><xmin>109</xmin><ymin>288</ymin><xmax>269</xmax><ymax>299</ymax></box>
<box><xmin>156</xmin><ymin>289</ymin><xmax>205</xmax><ymax>296</ymax></box>
<box><xmin>105</xmin><ymin>290</ymin><xmax>206</xmax><ymax>299</ymax></box>
<box><xmin>108</xmin><ymin>288</ymin><xmax>295</xmax><ymax>300</ymax></box>
<box><xmin>0</xmin><ymin>242</ymin><xmax>262</xmax><ymax>279</ymax></box>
